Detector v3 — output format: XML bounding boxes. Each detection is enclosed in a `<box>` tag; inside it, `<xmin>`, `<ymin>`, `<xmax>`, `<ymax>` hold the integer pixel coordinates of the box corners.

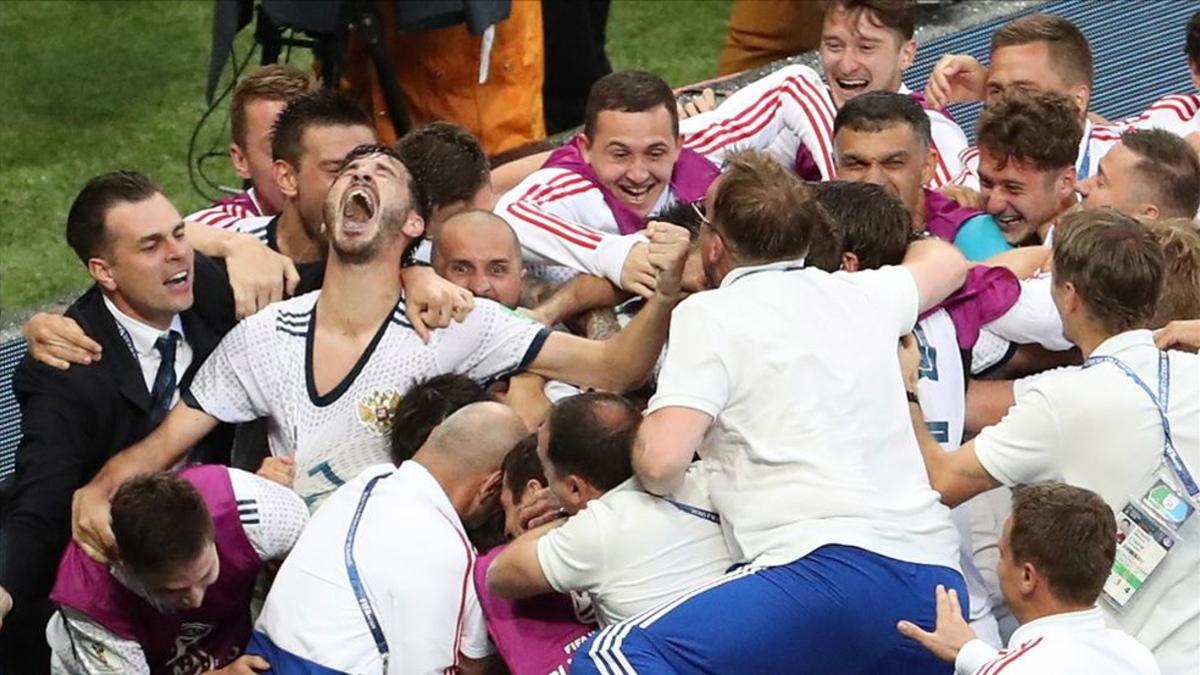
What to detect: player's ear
<box><xmin>898</xmin><ymin>39</ymin><xmax>917</xmax><ymax>71</ymax></box>
<box><xmin>479</xmin><ymin>470</ymin><xmax>503</xmax><ymax>503</ymax></box>
<box><xmin>524</xmin><ymin>478</ymin><xmax>543</xmax><ymax>496</ymax></box>
<box><xmin>841</xmin><ymin>252</ymin><xmax>861</xmax><ymax>272</ymax></box>
<box><xmin>922</xmin><ymin>147</ymin><xmax>939</xmax><ymax>186</ymax></box>
<box><xmin>229</xmin><ymin>143</ymin><xmax>252</xmax><ymax>180</ymax></box>
<box><xmin>402</xmin><ymin>211</ymin><xmax>426</xmax><ymax>241</ymax></box>
<box><xmin>274</xmin><ymin>159</ymin><xmax>299</xmax><ymax>199</ymax></box>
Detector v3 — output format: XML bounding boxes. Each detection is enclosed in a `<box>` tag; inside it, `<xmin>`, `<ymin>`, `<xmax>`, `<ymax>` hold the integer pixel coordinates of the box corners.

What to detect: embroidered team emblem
<box><xmin>357</xmin><ymin>389</ymin><xmax>402</xmax><ymax>435</ymax></box>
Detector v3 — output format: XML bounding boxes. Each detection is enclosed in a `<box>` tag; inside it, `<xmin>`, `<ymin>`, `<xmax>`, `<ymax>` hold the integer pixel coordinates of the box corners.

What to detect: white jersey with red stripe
<box><xmin>497</xmin><ymin>65</ymin><xmax>970</xmax><ymax>283</ymax></box>
<box><xmin>494</xmin><ymin>169</ymin><xmax>653</xmax><ymax>285</ymax></box>
<box><xmin>954</xmin><ymin>119</ymin><xmax>1121</xmax><ymax>190</ymax></box>
<box><xmin>186</xmin><ymin>188</ymin><xmax>267</xmax><ymax>230</ymax></box>
<box><xmin>953</xmin><ymin>607</ymin><xmax>1159</xmax><ymax>675</ymax></box>
<box><xmin>1118</xmin><ymin>93</ymin><xmax>1200</xmax><ymax>138</ymax></box>
<box><xmin>679</xmin><ymin>66</ymin><xmax>971</xmax><ymax>188</ymax></box>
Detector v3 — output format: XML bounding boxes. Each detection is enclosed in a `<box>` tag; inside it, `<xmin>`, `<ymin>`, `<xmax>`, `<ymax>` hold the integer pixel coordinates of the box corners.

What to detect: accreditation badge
<box><xmin>1103</xmin><ymin>466</ymin><xmax>1196</xmax><ymax>610</ymax></box>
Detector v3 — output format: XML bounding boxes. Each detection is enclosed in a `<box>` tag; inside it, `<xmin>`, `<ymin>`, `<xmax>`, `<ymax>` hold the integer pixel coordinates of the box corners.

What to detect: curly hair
<box><xmin>976</xmin><ymin>91</ymin><xmax>1082</xmax><ymax>172</ymax></box>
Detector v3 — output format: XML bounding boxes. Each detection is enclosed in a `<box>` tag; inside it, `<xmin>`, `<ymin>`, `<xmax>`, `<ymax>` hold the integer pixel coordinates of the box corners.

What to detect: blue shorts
<box><xmin>246</xmin><ymin>630</ymin><xmax>345</xmax><ymax>674</ymax></box>
<box><xmin>573</xmin><ymin>545</ymin><xmax>966</xmax><ymax>675</ymax></box>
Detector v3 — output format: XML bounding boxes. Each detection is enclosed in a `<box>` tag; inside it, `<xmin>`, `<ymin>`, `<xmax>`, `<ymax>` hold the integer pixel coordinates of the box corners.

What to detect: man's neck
<box><xmin>318</xmin><ymin>252</ymin><xmax>404</xmax><ymax>336</ymax></box>
<box><xmin>913</xmin><ymin>189</ymin><xmax>928</xmax><ymax>231</ymax></box>
<box><xmin>413</xmin><ymin>455</ymin><xmax>475</xmax><ymax>520</ymax></box>
<box><xmin>1039</xmin><ymin>196</ymin><xmax>1078</xmax><ymax>242</ymax></box>
<box><xmin>103</xmin><ymin>290</ymin><xmax>174</xmax><ymax>332</ymax></box>
<box><xmin>1011</xmin><ymin>596</ymin><xmax>1094</xmax><ymax>627</ymax></box>
<box><xmin>277</xmin><ymin>203</ymin><xmax>323</xmax><ymax>263</ymax></box>
<box><xmin>1073</xmin><ymin>323</ymin><xmax>1118</xmax><ymax>359</ymax></box>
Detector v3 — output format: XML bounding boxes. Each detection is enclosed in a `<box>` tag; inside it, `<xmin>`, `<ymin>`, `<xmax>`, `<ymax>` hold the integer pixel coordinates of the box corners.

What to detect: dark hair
<box><xmin>1188</xmin><ymin>11</ymin><xmax>1200</xmax><ymax>68</ymax></box>
<box><xmin>395</xmin><ymin>122</ymin><xmax>490</xmax><ymax>218</ymax></box>
<box><xmin>976</xmin><ymin>91</ymin><xmax>1081</xmax><ymax>172</ymax></box>
<box><xmin>502</xmin><ymin>435</ymin><xmax>545</xmax><ymax>503</ymax></box>
<box><xmin>271</xmin><ymin>90</ymin><xmax>373</xmax><ymax>168</ymax></box>
<box><xmin>389</xmin><ymin>374</ymin><xmax>492</xmax><ymax>465</ymax></box>
<box><xmin>1009</xmin><ymin>483</ymin><xmax>1116</xmax><ymax>606</ymax></box>
<box><xmin>712</xmin><ymin>150</ymin><xmax>832</xmax><ymax>263</ymax></box>
<box><xmin>584</xmin><ymin>71</ymin><xmax>679</xmax><ymax>140</ymax></box>
<box><xmin>655</xmin><ymin>200</ymin><xmax>705</xmax><ymax>241</ymax></box>
<box><xmin>1121</xmin><ymin>128</ymin><xmax>1200</xmax><ymax>220</ymax></box>
<box><xmin>1052</xmin><ymin>208</ymin><xmax>1164</xmax><ymax>334</ymax></box>
<box><xmin>824</xmin><ymin>0</ymin><xmax>916</xmax><ymax>41</ymax></box>
<box><xmin>811</xmin><ymin>181</ymin><xmax>910</xmax><ymax>270</ymax></box>
<box><xmin>546</xmin><ymin>393</ymin><xmax>640</xmax><ymax>492</ymax></box>
<box><xmin>111</xmin><ymin>472</ymin><xmax>213</xmax><ymax>578</ymax></box>
<box><xmin>834</xmin><ymin>90</ymin><xmax>932</xmax><ymax>150</ymax></box>
<box><xmin>992</xmin><ymin>14</ymin><xmax>1093</xmax><ymax>88</ymax></box>
<box><xmin>339</xmin><ymin>143</ymin><xmax>425</xmax><ymax>221</ymax></box>
<box><xmin>66</xmin><ymin>170</ymin><xmax>161</xmax><ymax>263</ymax></box>
<box><xmin>230</xmin><ymin>64</ymin><xmax>313</xmax><ymax>148</ymax></box>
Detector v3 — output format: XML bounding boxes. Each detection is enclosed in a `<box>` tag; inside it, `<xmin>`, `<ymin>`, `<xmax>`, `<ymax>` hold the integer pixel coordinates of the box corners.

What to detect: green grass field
<box><xmin>0</xmin><ymin>0</ymin><xmax>731</xmax><ymax>313</ymax></box>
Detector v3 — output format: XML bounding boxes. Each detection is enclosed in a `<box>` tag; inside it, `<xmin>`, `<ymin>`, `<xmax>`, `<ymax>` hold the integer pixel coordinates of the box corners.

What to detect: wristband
<box><xmin>906</xmin><ymin>390</ymin><xmax>920</xmax><ymax>405</ymax></box>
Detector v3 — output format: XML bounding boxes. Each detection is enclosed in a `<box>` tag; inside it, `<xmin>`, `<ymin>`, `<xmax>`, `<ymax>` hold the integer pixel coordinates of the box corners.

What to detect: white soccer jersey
<box><xmin>184</xmin><ymin>290</ymin><xmax>548</xmax><ymax>508</ymax></box>
<box><xmin>497</xmin><ymin>65</ymin><xmax>971</xmax><ymax>283</ymax></box>
<box><xmin>914</xmin><ymin>310</ymin><xmax>995</xmax><ymax>634</ymax></box>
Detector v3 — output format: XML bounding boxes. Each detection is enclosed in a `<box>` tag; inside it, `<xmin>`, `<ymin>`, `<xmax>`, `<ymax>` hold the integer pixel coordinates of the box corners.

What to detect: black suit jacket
<box><xmin>0</xmin><ymin>254</ymin><xmax>236</xmax><ymax>671</ymax></box>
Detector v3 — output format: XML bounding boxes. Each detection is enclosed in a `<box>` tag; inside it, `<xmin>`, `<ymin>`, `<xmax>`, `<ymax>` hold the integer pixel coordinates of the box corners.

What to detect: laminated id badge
<box><xmin>1104</xmin><ymin>501</ymin><xmax>1177</xmax><ymax>608</ymax></box>
<box><xmin>1103</xmin><ymin>472</ymin><xmax>1196</xmax><ymax>609</ymax></box>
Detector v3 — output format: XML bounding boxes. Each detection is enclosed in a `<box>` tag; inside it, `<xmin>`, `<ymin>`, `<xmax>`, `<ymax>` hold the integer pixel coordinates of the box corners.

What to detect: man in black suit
<box><xmin>0</xmin><ymin>171</ymin><xmax>236</xmax><ymax>674</ymax></box>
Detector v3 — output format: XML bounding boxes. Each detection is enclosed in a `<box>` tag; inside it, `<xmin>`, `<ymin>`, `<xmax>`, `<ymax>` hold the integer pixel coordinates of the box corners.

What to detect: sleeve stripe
<box><xmin>534</xmin><ymin>181</ymin><xmax>597</xmax><ymax>206</ymax></box>
<box><xmin>684</xmin><ymin>83</ymin><xmax>784</xmax><ymax>152</ymax></box>
<box><xmin>516</xmin><ymin>200</ymin><xmax>605</xmax><ymax>243</ymax></box>
<box><xmin>509</xmin><ymin>202</ymin><xmax>600</xmax><ymax>250</ymax></box>
<box><xmin>977</xmin><ymin>637</ymin><xmax>1044</xmax><ymax>675</ymax></box>
<box><xmin>528</xmin><ymin>172</ymin><xmax>588</xmax><ymax>202</ymax></box>
<box><xmin>518</xmin><ymin>327</ymin><xmax>552</xmax><ymax>371</ymax></box>
<box><xmin>787</xmin><ymin>78</ymin><xmax>838</xmax><ymax>179</ymax></box>
<box><xmin>686</xmin><ymin>96</ymin><xmax>781</xmax><ymax>157</ymax></box>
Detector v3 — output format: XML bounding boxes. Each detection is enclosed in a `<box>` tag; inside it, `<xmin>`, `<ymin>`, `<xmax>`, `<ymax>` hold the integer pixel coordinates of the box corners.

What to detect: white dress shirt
<box><xmin>102</xmin><ymin>295</ymin><xmax>192</xmax><ymax>407</ymax></box>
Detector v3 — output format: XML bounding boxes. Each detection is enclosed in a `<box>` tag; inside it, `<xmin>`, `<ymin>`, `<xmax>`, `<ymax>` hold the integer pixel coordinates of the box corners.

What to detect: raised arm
<box><xmin>71</xmin><ymin>403</ymin><xmax>218</xmax><ymax>562</ymax></box>
<box><xmin>185</xmin><ymin>222</ymin><xmax>299</xmax><ymax>319</ymax></box>
<box><xmin>526</xmin><ymin>222</ymin><xmax>690</xmax><ymax>391</ymax></box>
<box><xmin>901</xmin><ymin>237</ymin><xmax>969</xmax><ymax>313</ymax></box>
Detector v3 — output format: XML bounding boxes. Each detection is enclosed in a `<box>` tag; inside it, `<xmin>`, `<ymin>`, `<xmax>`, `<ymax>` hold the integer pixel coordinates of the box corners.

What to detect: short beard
<box><xmin>330</xmin><ymin>204</ymin><xmax>409</xmax><ymax>266</ymax></box>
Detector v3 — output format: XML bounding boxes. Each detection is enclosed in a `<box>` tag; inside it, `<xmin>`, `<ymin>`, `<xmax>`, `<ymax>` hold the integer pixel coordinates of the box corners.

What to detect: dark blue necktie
<box><xmin>148</xmin><ymin>331</ymin><xmax>180</xmax><ymax>428</ymax></box>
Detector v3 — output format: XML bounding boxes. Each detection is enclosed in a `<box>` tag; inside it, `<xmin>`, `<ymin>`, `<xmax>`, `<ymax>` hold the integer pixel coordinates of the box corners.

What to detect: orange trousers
<box><xmin>337</xmin><ymin>0</ymin><xmax>546</xmax><ymax>154</ymax></box>
<box><xmin>718</xmin><ymin>0</ymin><xmax>825</xmax><ymax>76</ymax></box>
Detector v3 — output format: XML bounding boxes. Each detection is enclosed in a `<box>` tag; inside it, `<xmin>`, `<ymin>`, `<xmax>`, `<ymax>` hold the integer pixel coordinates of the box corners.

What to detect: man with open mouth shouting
<box><xmin>70</xmin><ymin>143</ymin><xmax>694</xmax><ymax>559</ymax></box>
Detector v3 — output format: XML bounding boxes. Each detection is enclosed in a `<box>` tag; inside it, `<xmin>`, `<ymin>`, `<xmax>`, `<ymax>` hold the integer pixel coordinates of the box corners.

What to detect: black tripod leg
<box><xmin>356</xmin><ymin>8</ymin><xmax>410</xmax><ymax>137</ymax></box>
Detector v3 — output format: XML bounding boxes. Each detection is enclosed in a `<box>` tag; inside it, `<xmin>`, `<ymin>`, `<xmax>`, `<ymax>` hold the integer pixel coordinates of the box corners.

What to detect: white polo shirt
<box><xmin>648</xmin><ymin>259</ymin><xmax>961</xmax><ymax>571</ymax></box>
<box><xmin>955</xmin><ymin>608</ymin><xmax>1159</xmax><ymax>675</ymax></box>
<box><xmin>974</xmin><ymin>330</ymin><xmax>1200</xmax><ymax>671</ymax></box>
<box><xmin>536</xmin><ymin>465</ymin><xmax>733</xmax><ymax>627</ymax></box>
<box><xmin>254</xmin><ymin>461</ymin><xmax>491</xmax><ymax>674</ymax></box>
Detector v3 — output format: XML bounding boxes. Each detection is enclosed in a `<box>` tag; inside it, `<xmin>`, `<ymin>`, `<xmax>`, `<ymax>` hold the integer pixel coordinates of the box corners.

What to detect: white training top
<box><xmin>648</xmin><ymin>259</ymin><xmax>961</xmax><ymax>571</ymax></box>
<box><xmin>255</xmin><ymin>462</ymin><xmax>491</xmax><ymax>674</ymax></box>
<box><xmin>536</xmin><ymin>465</ymin><xmax>733</xmax><ymax>627</ymax></box>
<box><xmin>185</xmin><ymin>290</ymin><xmax>547</xmax><ymax>509</ymax></box>
<box><xmin>974</xmin><ymin>330</ymin><xmax>1200</xmax><ymax>672</ymax></box>
<box><xmin>496</xmin><ymin>64</ymin><xmax>971</xmax><ymax>286</ymax></box>
<box><xmin>47</xmin><ymin>468</ymin><xmax>309</xmax><ymax>675</ymax></box>
<box><xmin>955</xmin><ymin>607</ymin><xmax>1160</xmax><ymax>675</ymax></box>
<box><xmin>1119</xmin><ymin>94</ymin><xmax>1200</xmax><ymax>139</ymax></box>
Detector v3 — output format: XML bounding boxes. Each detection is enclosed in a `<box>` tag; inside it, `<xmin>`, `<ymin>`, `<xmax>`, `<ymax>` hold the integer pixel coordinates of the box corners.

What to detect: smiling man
<box><xmin>47</xmin><ymin>468</ymin><xmax>306</xmax><ymax>675</ymax></box>
<box><xmin>976</xmin><ymin>92</ymin><xmax>1083</xmax><ymax>246</ymax></box>
<box><xmin>1079</xmin><ymin>128</ymin><xmax>1200</xmax><ymax>221</ymax></box>
<box><xmin>0</xmin><ymin>172</ymin><xmax>239</xmax><ymax>675</ymax></box>
<box><xmin>72</xmin><ymin>144</ymin><xmax>692</xmax><ymax>558</ymax></box>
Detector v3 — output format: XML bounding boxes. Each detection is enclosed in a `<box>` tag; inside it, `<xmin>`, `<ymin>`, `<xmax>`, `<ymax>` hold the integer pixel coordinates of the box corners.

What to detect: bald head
<box><xmin>433</xmin><ymin>209</ymin><xmax>526</xmax><ymax>308</ymax></box>
<box><xmin>417</xmin><ymin>401</ymin><xmax>529</xmax><ymax>478</ymax></box>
